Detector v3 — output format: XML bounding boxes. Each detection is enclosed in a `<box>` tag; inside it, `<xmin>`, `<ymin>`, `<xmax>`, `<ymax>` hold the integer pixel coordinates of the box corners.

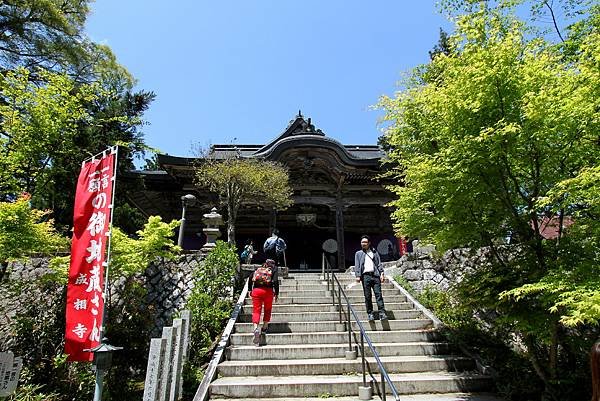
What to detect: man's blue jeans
<box><xmin>361</xmin><ymin>273</ymin><xmax>385</xmax><ymax>315</ymax></box>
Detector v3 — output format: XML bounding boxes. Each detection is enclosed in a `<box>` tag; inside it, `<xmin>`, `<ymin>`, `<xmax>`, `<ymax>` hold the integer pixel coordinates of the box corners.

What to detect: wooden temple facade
<box><xmin>127</xmin><ymin>114</ymin><xmax>398</xmax><ymax>270</ymax></box>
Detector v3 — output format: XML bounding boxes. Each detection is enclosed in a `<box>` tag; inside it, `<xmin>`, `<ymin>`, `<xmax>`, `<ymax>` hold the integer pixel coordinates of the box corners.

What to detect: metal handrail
<box><xmin>324</xmin><ymin>255</ymin><xmax>401</xmax><ymax>401</ymax></box>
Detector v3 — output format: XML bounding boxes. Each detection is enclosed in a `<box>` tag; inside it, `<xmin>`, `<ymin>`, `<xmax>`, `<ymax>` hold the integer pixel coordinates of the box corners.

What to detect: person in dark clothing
<box><xmin>406</xmin><ymin>236</ymin><xmax>414</xmax><ymax>255</ymax></box>
<box><xmin>248</xmin><ymin>259</ymin><xmax>279</xmax><ymax>346</ymax></box>
<box><xmin>263</xmin><ymin>228</ymin><xmax>287</xmax><ymax>267</ymax></box>
<box><xmin>353</xmin><ymin>235</ymin><xmax>387</xmax><ymax>321</ymax></box>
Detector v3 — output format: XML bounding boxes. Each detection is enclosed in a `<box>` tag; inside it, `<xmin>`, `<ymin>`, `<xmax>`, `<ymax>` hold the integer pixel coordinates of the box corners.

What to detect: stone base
<box><xmin>200</xmin><ymin>243</ymin><xmax>216</xmax><ymax>253</ymax></box>
<box><xmin>358</xmin><ymin>385</ymin><xmax>372</xmax><ymax>400</ymax></box>
<box><xmin>345</xmin><ymin>349</ymin><xmax>357</xmax><ymax>360</ymax></box>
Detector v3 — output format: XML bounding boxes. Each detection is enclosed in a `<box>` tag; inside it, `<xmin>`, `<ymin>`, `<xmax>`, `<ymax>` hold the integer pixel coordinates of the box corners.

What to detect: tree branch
<box><xmin>543</xmin><ymin>0</ymin><xmax>565</xmax><ymax>43</ymax></box>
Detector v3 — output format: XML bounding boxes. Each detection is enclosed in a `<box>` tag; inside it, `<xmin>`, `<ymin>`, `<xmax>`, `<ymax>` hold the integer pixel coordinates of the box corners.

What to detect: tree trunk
<box><xmin>227</xmin><ymin>202</ymin><xmax>236</xmax><ymax>245</ymax></box>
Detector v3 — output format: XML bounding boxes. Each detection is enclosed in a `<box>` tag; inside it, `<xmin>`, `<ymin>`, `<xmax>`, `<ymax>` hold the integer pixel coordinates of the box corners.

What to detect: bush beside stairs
<box><xmin>207</xmin><ymin>272</ymin><xmax>503</xmax><ymax>401</ymax></box>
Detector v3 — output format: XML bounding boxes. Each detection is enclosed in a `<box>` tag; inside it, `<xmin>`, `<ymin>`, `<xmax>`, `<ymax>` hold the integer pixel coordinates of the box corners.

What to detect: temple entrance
<box><xmin>284</xmin><ymin>228</ymin><xmax>333</xmax><ymax>271</ymax></box>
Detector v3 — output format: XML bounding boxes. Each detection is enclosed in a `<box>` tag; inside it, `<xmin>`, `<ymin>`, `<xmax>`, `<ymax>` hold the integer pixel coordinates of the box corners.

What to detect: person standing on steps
<box><xmin>248</xmin><ymin>259</ymin><xmax>279</xmax><ymax>346</ymax></box>
<box><xmin>264</xmin><ymin>228</ymin><xmax>287</xmax><ymax>267</ymax></box>
<box><xmin>240</xmin><ymin>239</ymin><xmax>258</xmax><ymax>264</ymax></box>
<box><xmin>353</xmin><ymin>235</ymin><xmax>387</xmax><ymax>321</ymax></box>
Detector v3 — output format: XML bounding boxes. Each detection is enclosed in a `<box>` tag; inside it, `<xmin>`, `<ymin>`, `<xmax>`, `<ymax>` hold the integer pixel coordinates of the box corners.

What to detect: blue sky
<box><xmin>86</xmin><ymin>1</ymin><xmax>452</xmax><ymax>157</ymax></box>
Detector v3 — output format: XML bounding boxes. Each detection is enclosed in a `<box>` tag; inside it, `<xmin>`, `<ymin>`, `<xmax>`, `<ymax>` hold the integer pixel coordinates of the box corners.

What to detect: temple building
<box><xmin>127</xmin><ymin>113</ymin><xmax>399</xmax><ymax>270</ymax></box>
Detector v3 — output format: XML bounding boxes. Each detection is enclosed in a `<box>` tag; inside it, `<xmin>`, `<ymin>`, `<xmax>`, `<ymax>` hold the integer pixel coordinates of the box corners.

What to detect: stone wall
<box><xmin>0</xmin><ymin>253</ymin><xmax>205</xmax><ymax>340</ymax></box>
<box><xmin>383</xmin><ymin>244</ymin><xmax>510</xmax><ymax>293</ymax></box>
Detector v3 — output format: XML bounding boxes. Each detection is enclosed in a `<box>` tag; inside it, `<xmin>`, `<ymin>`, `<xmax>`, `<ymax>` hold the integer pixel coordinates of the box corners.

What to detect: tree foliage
<box><xmin>0</xmin><ymin>66</ymin><xmax>155</xmax><ymax>229</ymax></box>
<box><xmin>0</xmin><ymin>194</ymin><xmax>67</xmax><ymax>266</ymax></box>
<box><xmin>0</xmin><ymin>1</ymin><xmax>155</xmax><ymax>232</ymax></box>
<box><xmin>0</xmin><ymin>68</ymin><xmax>96</xmax><ymax>198</ymax></box>
<box><xmin>183</xmin><ymin>240</ymin><xmax>238</xmax><ymax>397</ymax></box>
<box><xmin>50</xmin><ymin>215</ymin><xmax>180</xmax><ymax>282</ymax></box>
<box><xmin>195</xmin><ymin>156</ymin><xmax>293</xmax><ymax>244</ymax></box>
<box><xmin>3</xmin><ymin>215</ymin><xmax>181</xmax><ymax>400</ymax></box>
<box><xmin>0</xmin><ymin>0</ymin><xmax>132</xmax><ymax>86</ymax></box>
<box><xmin>379</xmin><ymin>1</ymin><xmax>599</xmax><ymax>398</ymax></box>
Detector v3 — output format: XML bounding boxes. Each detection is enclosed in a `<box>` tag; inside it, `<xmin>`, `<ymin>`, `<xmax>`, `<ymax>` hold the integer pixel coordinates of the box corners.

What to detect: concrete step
<box><xmin>225</xmin><ymin>342</ymin><xmax>452</xmax><ymax>361</ymax></box>
<box><xmin>271</xmin><ymin>289</ymin><xmax>401</xmax><ymax>298</ymax></box>
<box><xmin>283</xmin><ymin>278</ymin><xmax>365</xmax><ymax>284</ymax></box>
<box><xmin>243</xmin><ymin>295</ymin><xmax>408</xmax><ymax>305</ymax></box>
<box><xmin>229</xmin><ymin>329</ymin><xmax>441</xmax><ymax>346</ymax></box>
<box><xmin>209</xmin><ymin>372</ymin><xmax>492</xmax><ymax>398</ymax></box>
<box><xmin>279</xmin><ymin>282</ymin><xmax>397</xmax><ymax>290</ymax></box>
<box><xmin>233</xmin><ymin>319</ymin><xmax>433</xmax><ymax>333</ymax></box>
<box><xmin>214</xmin><ymin>394</ymin><xmax>505</xmax><ymax>401</ymax></box>
<box><xmin>218</xmin><ymin>355</ymin><xmax>474</xmax><ymax>376</ymax></box>
<box><xmin>288</xmin><ymin>272</ymin><xmax>349</xmax><ymax>277</ymax></box>
<box><xmin>238</xmin><ymin>309</ymin><xmax>423</xmax><ymax>323</ymax></box>
<box><xmin>241</xmin><ymin>302</ymin><xmax>415</xmax><ymax>314</ymax></box>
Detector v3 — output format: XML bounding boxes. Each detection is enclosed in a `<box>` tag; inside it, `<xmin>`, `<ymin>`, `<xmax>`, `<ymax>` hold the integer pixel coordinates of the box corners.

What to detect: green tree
<box><xmin>0</xmin><ymin>0</ymin><xmax>133</xmax><ymax>86</ymax></box>
<box><xmin>0</xmin><ymin>0</ymin><xmax>89</xmax><ymax>70</ymax></box>
<box><xmin>16</xmin><ymin>215</ymin><xmax>181</xmax><ymax>400</ymax></box>
<box><xmin>0</xmin><ymin>68</ymin><xmax>96</xmax><ymax>198</ymax></box>
<box><xmin>183</xmin><ymin>240</ymin><xmax>238</xmax><ymax>396</ymax></box>
<box><xmin>379</xmin><ymin>2</ymin><xmax>599</xmax><ymax>398</ymax></box>
<box><xmin>0</xmin><ymin>67</ymin><xmax>155</xmax><ymax>229</ymax></box>
<box><xmin>0</xmin><ymin>1</ymin><xmax>155</xmax><ymax>232</ymax></box>
<box><xmin>195</xmin><ymin>156</ymin><xmax>293</xmax><ymax>244</ymax></box>
<box><xmin>0</xmin><ymin>194</ymin><xmax>67</xmax><ymax>268</ymax></box>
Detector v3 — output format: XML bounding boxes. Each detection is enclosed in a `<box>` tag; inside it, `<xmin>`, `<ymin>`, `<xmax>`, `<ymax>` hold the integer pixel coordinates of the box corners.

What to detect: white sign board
<box><xmin>0</xmin><ymin>352</ymin><xmax>22</xmax><ymax>397</ymax></box>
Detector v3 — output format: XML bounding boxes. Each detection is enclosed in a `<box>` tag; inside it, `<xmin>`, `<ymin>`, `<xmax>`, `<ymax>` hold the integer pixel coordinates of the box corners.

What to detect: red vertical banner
<box><xmin>398</xmin><ymin>237</ymin><xmax>407</xmax><ymax>256</ymax></box>
<box><xmin>65</xmin><ymin>149</ymin><xmax>116</xmax><ymax>362</ymax></box>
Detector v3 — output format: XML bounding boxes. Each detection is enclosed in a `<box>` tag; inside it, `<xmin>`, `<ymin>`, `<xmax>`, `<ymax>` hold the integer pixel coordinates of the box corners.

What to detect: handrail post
<box><xmin>337</xmin><ymin>281</ymin><xmax>342</xmax><ymax>323</ymax></box>
<box><xmin>347</xmin><ymin>302</ymin><xmax>352</xmax><ymax>351</ymax></box>
<box><xmin>330</xmin><ymin>271</ymin><xmax>336</xmax><ymax>307</ymax></box>
<box><xmin>381</xmin><ymin>372</ymin><xmax>386</xmax><ymax>401</ymax></box>
<box><xmin>325</xmin><ymin>254</ymin><xmax>330</xmax><ymax>291</ymax></box>
<box><xmin>361</xmin><ymin>332</ymin><xmax>366</xmax><ymax>387</ymax></box>
<box><xmin>330</xmin><ymin>264</ymin><xmax>401</xmax><ymax>401</ymax></box>
<box><xmin>321</xmin><ymin>252</ymin><xmax>325</xmax><ymax>280</ymax></box>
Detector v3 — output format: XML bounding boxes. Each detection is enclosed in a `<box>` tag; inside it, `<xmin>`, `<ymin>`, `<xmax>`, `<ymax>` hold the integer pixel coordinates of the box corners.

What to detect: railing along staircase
<box><xmin>194</xmin><ymin>254</ymin><xmax>504</xmax><ymax>401</ymax></box>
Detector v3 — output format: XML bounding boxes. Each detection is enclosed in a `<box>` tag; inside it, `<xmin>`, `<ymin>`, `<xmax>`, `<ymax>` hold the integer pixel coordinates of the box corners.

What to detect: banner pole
<box><xmin>100</xmin><ymin>145</ymin><xmax>118</xmax><ymax>339</ymax></box>
<box><xmin>91</xmin><ymin>145</ymin><xmax>118</xmax><ymax>401</ymax></box>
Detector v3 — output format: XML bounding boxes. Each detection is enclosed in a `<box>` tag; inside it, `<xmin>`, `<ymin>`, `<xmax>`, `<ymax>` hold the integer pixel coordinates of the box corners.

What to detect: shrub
<box><xmin>1</xmin><ymin>215</ymin><xmax>180</xmax><ymax>401</ymax></box>
<box><xmin>0</xmin><ymin>195</ymin><xmax>68</xmax><ymax>266</ymax></box>
<box><xmin>183</xmin><ymin>240</ymin><xmax>239</xmax><ymax>398</ymax></box>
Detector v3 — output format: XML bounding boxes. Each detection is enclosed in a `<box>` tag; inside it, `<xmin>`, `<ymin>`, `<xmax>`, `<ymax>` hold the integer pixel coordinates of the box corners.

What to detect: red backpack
<box><xmin>252</xmin><ymin>263</ymin><xmax>274</xmax><ymax>286</ymax></box>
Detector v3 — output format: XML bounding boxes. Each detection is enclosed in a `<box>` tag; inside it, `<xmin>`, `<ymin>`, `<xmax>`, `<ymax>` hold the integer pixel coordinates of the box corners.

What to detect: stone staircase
<box><xmin>207</xmin><ymin>272</ymin><xmax>502</xmax><ymax>401</ymax></box>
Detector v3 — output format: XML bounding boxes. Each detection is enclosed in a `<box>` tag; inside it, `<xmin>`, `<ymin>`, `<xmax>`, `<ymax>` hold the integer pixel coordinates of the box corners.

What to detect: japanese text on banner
<box><xmin>64</xmin><ymin>150</ymin><xmax>115</xmax><ymax>362</ymax></box>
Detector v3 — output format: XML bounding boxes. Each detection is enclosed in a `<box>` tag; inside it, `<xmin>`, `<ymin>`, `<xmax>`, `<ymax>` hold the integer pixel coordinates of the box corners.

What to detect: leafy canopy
<box><xmin>0</xmin><ymin>68</ymin><xmax>97</xmax><ymax>198</ymax></box>
<box><xmin>0</xmin><ymin>194</ymin><xmax>67</xmax><ymax>264</ymax></box>
<box><xmin>50</xmin><ymin>216</ymin><xmax>181</xmax><ymax>282</ymax></box>
<box><xmin>379</xmin><ymin>1</ymin><xmax>599</xmax><ymax>394</ymax></box>
<box><xmin>0</xmin><ymin>0</ymin><xmax>133</xmax><ymax>86</ymax></box>
<box><xmin>195</xmin><ymin>156</ymin><xmax>293</xmax><ymax>243</ymax></box>
<box><xmin>380</xmin><ymin>9</ymin><xmax>598</xmax><ymax>251</ymax></box>
<box><xmin>184</xmin><ymin>240</ymin><xmax>239</xmax><ymax>390</ymax></box>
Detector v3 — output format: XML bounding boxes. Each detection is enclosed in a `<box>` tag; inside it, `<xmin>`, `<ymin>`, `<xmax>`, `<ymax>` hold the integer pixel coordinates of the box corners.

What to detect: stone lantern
<box><xmin>201</xmin><ymin>207</ymin><xmax>223</xmax><ymax>253</ymax></box>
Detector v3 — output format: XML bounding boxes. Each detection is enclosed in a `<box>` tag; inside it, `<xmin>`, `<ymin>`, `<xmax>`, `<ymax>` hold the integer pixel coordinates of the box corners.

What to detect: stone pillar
<box><xmin>168</xmin><ymin>319</ymin><xmax>184</xmax><ymax>401</ymax></box>
<box><xmin>142</xmin><ymin>338</ymin><xmax>166</xmax><ymax>401</ymax></box>
<box><xmin>158</xmin><ymin>327</ymin><xmax>175</xmax><ymax>401</ymax></box>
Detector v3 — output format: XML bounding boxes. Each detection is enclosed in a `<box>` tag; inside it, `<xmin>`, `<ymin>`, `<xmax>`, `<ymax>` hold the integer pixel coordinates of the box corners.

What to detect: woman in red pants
<box><xmin>248</xmin><ymin>259</ymin><xmax>279</xmax><ymax>346</ymax></box>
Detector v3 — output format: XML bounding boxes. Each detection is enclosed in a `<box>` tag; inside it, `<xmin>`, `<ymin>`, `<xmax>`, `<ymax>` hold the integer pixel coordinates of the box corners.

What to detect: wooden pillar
<box><xmin>335</xmin><ymin>176</ymin><xmax>346</xmax><ymax>271</ymax></box>
<box><xmin>269</xmin><ymin>208</ymin><xmax>277</xmax><ymax>233</ymax></box>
